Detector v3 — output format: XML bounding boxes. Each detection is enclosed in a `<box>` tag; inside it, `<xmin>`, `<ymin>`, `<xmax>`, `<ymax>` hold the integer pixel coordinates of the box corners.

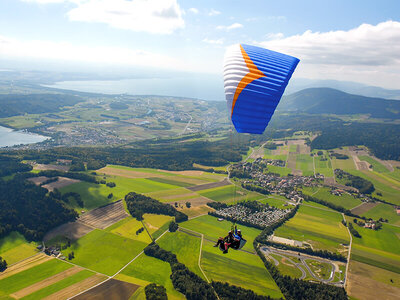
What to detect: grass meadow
<box><xmin>0</xmin><ymin>232</ymin><xmax>38</xmax><ymax>265</ymax></box>
<box><xmin>274</xmin><ymin>205</ymin><xmax>349</xmax><ymax>253</ymax></box>
<box><xmin>361</xmin><ymin>203</ymin><xmax>400</xmax><ymax>225</ymax></box>
<box><xmin>201</xmin><ymin>240</ymin><xmax>283</xmax><ymax>298</ymax></box>
<box><xmin>63</xmin><ymin>229</ymin><xmax>147</xmax><ymax>276</ymax></box>
<box><xmin>295</xmin><ymin>154</ymin><xmax>314</xmax><ymax>176</ymax></box>
<box><xmin>180</xmin><ymin>215</ymin><xmax>261</xmax><ymax>253</ymax></box>
<box><xmin>302</xmin><ymin>186</ymin><xmax>362</xmax><ymax>210</ymax></box>
<box><xmin>0</xmin><ymin>259</ymin><xmax>72</xmax><ymax>296</ymax></box>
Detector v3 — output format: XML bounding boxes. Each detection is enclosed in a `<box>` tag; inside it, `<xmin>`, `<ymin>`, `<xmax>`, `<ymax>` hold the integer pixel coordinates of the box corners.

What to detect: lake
<box><xmin>0</xmin><ymin>126</ymin><xmax>49</xmax><ymax>147</ymax></box>
<box><xmin>44</xmin><ymin>75</ymin><xmax>225</xmax><ymax>101</ymax></box>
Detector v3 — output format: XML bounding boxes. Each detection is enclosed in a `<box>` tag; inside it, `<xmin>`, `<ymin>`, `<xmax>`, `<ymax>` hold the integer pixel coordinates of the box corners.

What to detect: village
<box><xmin>212</xmin><ymin>203</ymin><xmax>292</xmax><ymax>228</ymax></box>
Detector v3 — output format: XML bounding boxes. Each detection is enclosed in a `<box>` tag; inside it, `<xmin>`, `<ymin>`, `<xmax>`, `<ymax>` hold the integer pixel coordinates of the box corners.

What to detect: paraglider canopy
<box><xmin>224</xmin><ymin>44</ymin><xmax>299</xmax><ymax>134</ymax></box>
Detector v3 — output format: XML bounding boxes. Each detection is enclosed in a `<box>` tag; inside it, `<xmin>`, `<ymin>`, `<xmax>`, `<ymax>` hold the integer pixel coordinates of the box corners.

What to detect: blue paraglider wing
<box><xmin>224</xmin><ymin>44</ymin><xmax>299</xmax><ymax>134</ymax></box>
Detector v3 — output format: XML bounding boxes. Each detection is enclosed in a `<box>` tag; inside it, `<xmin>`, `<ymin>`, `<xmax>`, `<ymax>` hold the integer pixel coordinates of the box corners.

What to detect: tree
<box><xmin>185</xmin><ymin>202</ymin><xmax>191</xmax><ymax>208</ymax></box>
<box><xmin>106</xmin><ymin>182</ymin><xmax>116</xmax><ymax>188</ymax></box>
<box><xmin>0</xmin><ymin>256</ymin><xmax>7</xmax><ymax>272</ymax></box>
<box><xmin>68</xmin><ymin>251</ymin><xmax>75</xmax><ymax>260</ymax></box>
<box><xmin>169</xmin><ymin>221</ymin><xmax>178</xmax><ymax>232</ymax></box>
<box><xmin>145</xmin><ymin>283</ymin><xmax>167</xmax><ymax>300</ymax></box>
<box><xmin>107</xmin><ymin>193</ymin><xmax>113</xmax><ymax>199</ymax></box>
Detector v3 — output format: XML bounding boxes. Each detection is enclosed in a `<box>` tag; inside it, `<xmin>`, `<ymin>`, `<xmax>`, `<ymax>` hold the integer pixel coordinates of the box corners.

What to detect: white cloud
<box><xmin>188</xmin><ymin>7</ymin><xmax>198</xmax><ymax>14</ymax></box>
<box><xmin>208</xmin><ymin>9</ymin><xmax>221</xmax><ymax>16</ymax></box>
<box><xmin>202</xmin><ymin>38</ymin><xmax>223</xmax><ymax>45</ymax></box>
<box><xmin>216</xmin><ymin>23</ymin><xmax>243</xmax><ymax>31</ymax></box>
<box><xmin>21</xmin><ymin>0</ymin><xmax>66</xmax><ymax>3</ymax></box>
<box><xmin>0</xmin><ymin>35</ymin><xmax>186</xmax><ymax>70</ymax></box>
<box><xmin>22</xmin><ymin>0</ymin><xmax>185</xmax><ymax>34</ymax></box>
<box><xmin>257</xmin><ymin>21</ymin><xmax>400</xmax><ymax>89</ymax></box>
<box><xmin>265</xmin><ymin>32</ymin><xmax>284</xmax><ymax>40</ymax></box>
<box><xmin>67</xmin><ymin>0</ymin><xmax>185</xmax><ymax>34</ymax></box>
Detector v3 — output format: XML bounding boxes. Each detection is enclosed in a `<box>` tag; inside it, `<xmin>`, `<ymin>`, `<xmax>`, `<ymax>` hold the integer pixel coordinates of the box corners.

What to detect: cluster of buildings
<box><xmin>213</xmin><ymin>204</ymin><xmax>292</xmax><ymax>228</ymax></box>
<box><xmin>39</xmin><ymin>245</ymin><xmax>67</xmax><ymax>260</ymax></box>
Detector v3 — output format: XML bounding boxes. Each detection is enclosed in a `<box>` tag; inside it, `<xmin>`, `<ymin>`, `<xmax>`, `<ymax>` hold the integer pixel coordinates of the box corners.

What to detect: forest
<box><xmin>0</xmin><ymin>174</ymin><xmax>78</xmax><ymax>241</ymax></box>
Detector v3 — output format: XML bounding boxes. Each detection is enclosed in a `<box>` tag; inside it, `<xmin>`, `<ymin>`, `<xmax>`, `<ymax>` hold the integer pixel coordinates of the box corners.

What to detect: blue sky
<box><xmin>1</xmin><ymin>0</ymin><xmax>400</xmax><ymax>89</ymax></box>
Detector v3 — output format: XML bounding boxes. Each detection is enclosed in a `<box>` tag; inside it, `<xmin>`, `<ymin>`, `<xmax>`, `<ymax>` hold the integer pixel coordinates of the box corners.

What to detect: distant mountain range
<box><xmin>278</xmin><ymin>88</ymin><xmax>400</xmax><ymax>119</ymax></box>
<box><xmin>285</xmin><ymin>78</ymin><xmax>400</xmax><ymax>100</ymax></box>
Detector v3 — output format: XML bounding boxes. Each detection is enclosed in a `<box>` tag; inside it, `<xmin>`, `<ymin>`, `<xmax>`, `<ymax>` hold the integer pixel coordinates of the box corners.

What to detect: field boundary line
<box><xmin>342</xmin><ymin>213</ymin><xmax>352</xmax><ymax>289</ymax></box>
<box><xmin>198</xmin><ymin>233</ymin><xmax>210</xmax><ymax>283</ymax></box>
<box><xmin>6</xmin><ymin>251</ymin><xmax>43</xmax><ymax>268</ymax></box>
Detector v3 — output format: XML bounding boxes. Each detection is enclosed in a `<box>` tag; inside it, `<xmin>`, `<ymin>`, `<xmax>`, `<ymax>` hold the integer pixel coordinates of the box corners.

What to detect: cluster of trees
<box><xmin>0</xmin><ymin>256</ymin><xmax>7</xmax><ymax>272</ymax></box>
<box><xmin>136</xmin><ymin>227</ymin><xmax>144</xmax><ymax>235</ymax></box>
<box><xmin>330</xmin><ymin>153</ymin><xmax>349</xmax><ymax>160</ymax></box>
<box><xmin>0</xmin><ymin>93</ymin><xmax>82</xmax><ymax>118</ymax></box>
<box><xmin>262</xmin><ymin>240</ymin><xmax>346</xmax><ymax>262</ymax></box>
<box><xmin>206</xmin><ymin>202</ymin><xmax>228</xmax><ymax>210</ymax></box>
<box><xmin>144</xmin><ymin>283</ymin><xmax>167</xmax><ymax>300</ymax></box>
<box><xmin>229</xmin><ymin>168</ymin><xmax>252</xmax><ymax>179</ymax></box>
<box><xmin>144</xmin><ymin>243</ymin><xmax>217</xmax><ymax>300</ymax></box>
<box><xmin>348</xmin><ymin>222</ymin><xmax>362</xmax><ymax>238</ymax></box>
<box><xmin>335</xmin><ymin>169</ymin><xmax>375</xmax><ymax>194</ymax></box>
<box><xmin>256</xmin><ymin>248</ymin><xmax>347</xmax><ymax>300</ymax></box>
<box><xmin>106</xmin><ymin>182</ymin><xmax>116</xmax><ymax>188</ymax></box>
<box><xmin>125</xmin><ymin>192</ymin><xmax>188</xmax><ymax>223</ymax></box>
<box><xmin>211</xmin><ymin>281</ymin><xmax>274</xmax><ymax>300</ymax></box>
<box><xmin>0</xmin><ymin>175</ymin><xmax>78</xmax><ymax>240</ymax></box>
<box><xmin>241</xmin><ymin>183</ymin><xmax>270</xmax><ymax>195</ymax></box>
<box><xmin>169</xmin><ymin>221</ymin><xmax>178</xmax><ymax>232</ymax></box>
<box><xmin>32</xmin><ymin>170</ymin><xmax>98</xmax><ymax>184</ymax></box>
<box><xmin>60</xmin><ymin>191</ymin><xmax>83</xmax><ymax>207</ymax></box>
<box><xmin>0</xmin><ymin>156</ymin><xmax>32</xmax><ymax>177</ymax></box>
<box><xmin>12</xmin><ymin>136</ymin><xmax>249</xmax><ymax>171</ymax></box>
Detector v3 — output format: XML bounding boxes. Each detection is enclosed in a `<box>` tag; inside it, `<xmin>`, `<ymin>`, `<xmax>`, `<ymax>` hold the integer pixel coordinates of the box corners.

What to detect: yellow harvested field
<box><xmin>347</xmin><ymin>261</ymin><xmax>400</xmax><ymax>300</ymax></box>
<box><xmin>97</xmin><ymin>167</ymin><xmax>154</xmax><ymax>178</ymax></box>
<box><xmin>157</xmin><ymin>169</ymin><xmax>204</xmax><ymax>176</ymax></box>
<box><xmin>0</xmin><ymin>253</ymin><xmax>51</xmax><ymax>280</ymax></box>
<box><xmin>42</xmin><ymin>274</ymin><xmax>108</xmax><ymax>300</ymax></box>
<box><xmin>11</xmin><ymin>266</ymin><xmax>83</xmax><ymax>298</ymax></box>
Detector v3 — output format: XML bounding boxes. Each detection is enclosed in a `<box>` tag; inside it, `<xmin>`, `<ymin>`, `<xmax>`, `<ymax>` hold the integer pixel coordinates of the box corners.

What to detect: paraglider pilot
<box><xmin>213</xmin><ymin>226</ymin><xmax>242</xmax><ymax>253</ymax></box>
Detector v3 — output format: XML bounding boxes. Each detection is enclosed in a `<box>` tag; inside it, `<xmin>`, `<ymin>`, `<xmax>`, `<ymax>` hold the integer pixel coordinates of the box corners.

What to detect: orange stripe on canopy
<box><xmin>231</xmin><ymin>45</ymin><xmax>266</xmax><ymax>116</ymax></box>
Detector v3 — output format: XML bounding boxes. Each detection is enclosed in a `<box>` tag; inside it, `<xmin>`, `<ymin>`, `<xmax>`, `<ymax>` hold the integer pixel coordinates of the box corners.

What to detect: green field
<box><xmin>0</xmin><ymin>232</ymin><xmax>38</xmax><ymax>265</ymax></box>
<box><xmin>157</xmin><ymin>232</ymin><xmax>203</xmax><ymax>279</ymax></box>
<box><xmin>179</xmin><ymin>215</ymin><xmax>261</xmax><ymax>253</ymax></box>
<box><xmin>0</xmin><ymin>259</ymin><xmax>72</xmax><ymax>296</ymax></box>
<box><xmin>106</xmin><ymin>214</ymin><xmax>173</xmax><ymax>243</ymax></box>
<box><xmin>296</xmin><ymin>154</ymin><xmax>314</xmax><ymax>176</ymax></box>
<box><xmin>120</xmin><ymin>254</ymin><xmax>184</xmax><ymax>299</ymax></box>
<box><xmin>22</xmin><ymin>270</ymin><xmax>95</xmax><ymax>300</ymax></box>
<box><xmin>358</xmin><ymin>156</ymin><xmax>390</xmax><ymax>173</ymax></box>
<box><xmin>331</xmin><ymin>157</ymin><xmax>356</xmax><ymax>170</ymax></box>
<box><xmin>268</xmin><ymin>253</ymin><xmax>304</xmax><ymax>278</ymax></box>
<box><xmin>63</xmin><ymin>229</ymin><xmax>147</xmax><ymax>275</ymax></box>
<box><xmin>258</xmin><ymin>196</ymin><xmax>289</xmax><ymax>209</ymax></box>
<box><xmin>314</xmin><ymin>154</ymin><xmax>334</xmax><ymax>177</ymax></box>
<box><xmin>302</xmin><ymin>186</ymin><xmax>362</xmax><ymax>209</ymax></box>
<box><xmin>386</xmin><ymin>168</ymin><xmax>400</xmax><ymax>181</ymax></box>
<box><xmin>345</xmin><ymin>170</ymin><xmax>400</xmax><ymax>205</ymax></box>
<box><xmin>346</xmin><ymin>217</ymin><xmax>400</xmax><ymax>274</ymax></box>
<box><xmin>274</xmin><ymin>205</ymin><xmax>349</xmax><ymax>253</ymax></box>
<box><xmin>263</xmin><ymin>151</ymin><xmax>288</xmax><ymax>161</ymax></box>
<box><xmin>361</xmin><ymin>203</ymin><xmax>400</xmax><ymax>225</ymax></box>
<box><xmin>266</xmin><ymin>165</ymin><xmax>292</xmax><ymax>176</ymax></box>
<box><xmin>198</xmin><ymin>185</ymin><xmax>262</xmax><ymax>204</ymax></box>
<box><xmin>60</xmin><ymin>174</ymin><xmax>181</xmax><ymax>211</ymax></box>
<box><xmin>201</xmin><ymin>240</ymin><xmax>283</xmax><ymax>298</ymax></box>
<box><xmin>146</xmin><ymin>177</ymin><xmax>193</xmax><ymax>187</ymax></box>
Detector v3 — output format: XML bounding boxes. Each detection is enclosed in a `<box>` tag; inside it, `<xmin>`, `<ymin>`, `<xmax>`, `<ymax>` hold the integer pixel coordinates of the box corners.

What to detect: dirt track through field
<box><xmin>0</xmin><ymin>253</ymin><xmax>51</xmax><ymax>280</ymax></box>
<box><xmin>187</xmin><ymin>178</ymin><xmax>230</xmax><ymax>191</ymax></box>
<box><xmin>42</xmin><ymin>274</ymin><xmax>107</xmax><ymax>300</ymax></box>
<box><xmin>78</xmin><ymin>200</ymin><xmax>128</xmax><ymax>229</ymax></box>
<box><xmin>11</xmin><ymin>266</ymin><xmax>82</xmax><ymax>298</ymax></box>
<box><xmin>71</xmin><ymin>279</ymin><xmax>139</xmax><ymax>300</ymax></box>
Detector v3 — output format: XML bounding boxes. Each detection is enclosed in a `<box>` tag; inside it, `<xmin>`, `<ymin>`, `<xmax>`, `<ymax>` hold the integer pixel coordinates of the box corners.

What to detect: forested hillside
<box><xmin>279</xmin><ymin>88</ymin><xmax>400</xmax><ymax>119</ymax></box>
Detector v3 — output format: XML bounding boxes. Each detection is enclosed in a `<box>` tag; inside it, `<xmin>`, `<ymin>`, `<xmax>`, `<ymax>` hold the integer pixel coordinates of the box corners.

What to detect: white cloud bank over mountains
<box><xmin>259</xmin><ymin>21</ymin><xmax>400</xmax><ymax>88</ymax></box>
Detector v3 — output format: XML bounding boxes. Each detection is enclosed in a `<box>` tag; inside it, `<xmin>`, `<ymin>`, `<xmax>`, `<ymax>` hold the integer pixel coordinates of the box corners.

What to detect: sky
<box><xmin>1</xmin><ymin>0</ymin><xmax>400</xmax><ymax>90</ymax></box>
